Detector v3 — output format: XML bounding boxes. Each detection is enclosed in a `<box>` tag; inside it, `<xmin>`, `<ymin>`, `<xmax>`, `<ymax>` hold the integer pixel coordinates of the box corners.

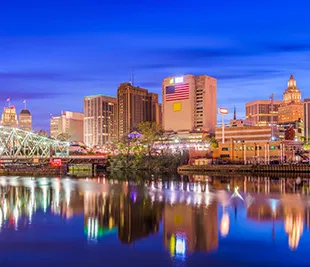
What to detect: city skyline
<box><xmin>2</xmin><ymin>0</ymin><xmax>310</xmax><ymax>130</ymax></box>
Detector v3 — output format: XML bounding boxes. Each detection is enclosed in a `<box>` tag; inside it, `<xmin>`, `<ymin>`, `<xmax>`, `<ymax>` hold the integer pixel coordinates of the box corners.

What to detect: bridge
<box><xmin>0</xmin><ymin>126</ymin><xmax>109</xmax><ymax>168</ymax></box>
<box><xmin>0</xmin><ymin>126</ymin><xmax>69</xmax><ymax>159</ymax></box>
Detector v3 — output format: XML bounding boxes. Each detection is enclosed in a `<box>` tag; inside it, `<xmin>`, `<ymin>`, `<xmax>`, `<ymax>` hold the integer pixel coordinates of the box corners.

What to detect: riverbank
<box><xmin>0</xmin><ymin>165</ymin><xmax>68</xmax><ymax>176</ymax></box>
<box><xmin>178</xmin><ymin>164</ymin><xmax>310</xmax><ymax>175</ymax></box>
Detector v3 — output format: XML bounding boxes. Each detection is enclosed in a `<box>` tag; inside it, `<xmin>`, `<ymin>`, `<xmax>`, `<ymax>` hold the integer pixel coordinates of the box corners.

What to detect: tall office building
<box><xmin>246</xmin><ymin>100</ymin><xmax>281</xmax><ymax>126</ymax></box>
<box><xmin>1</xmin><ymin>106</ymin><xmax>18</xmax><ymax>128</ymax></box>
<box><xmin>50</xmin><ymin>111</ymin><xmax>84</xmax><ymax>142</ymax></box>
<box><xmin>303</xmin><ymin>98</ymin><xmax>310</xmax><ymax>141</ymax></box>
<box><xmin>162</xmin><ymin>74</ymin><xmax>217</xmax><ymax>133</ymax></box>
<box><xmin>19</xmin><ymin>109</ymin><xmax>32</xmax><ymax>131</ymax></box>
<box><xmin>84</xmin><ymin>95</ymin><xmax>118</xmax><ymax>147</ymax></box>
<box><xmin>277</xmin><ymin>75</ymin><xmax>304</xmax><ymax>140</ymax></box>
<box><xmin>278</xmin><ymin>75</ymin><xmax>303</xmax><ymax>123</ymax></box>
<box><xmin>117</xmin><ymin>83</ymin><xmax>160</xmax><ymax>139</ymax></box>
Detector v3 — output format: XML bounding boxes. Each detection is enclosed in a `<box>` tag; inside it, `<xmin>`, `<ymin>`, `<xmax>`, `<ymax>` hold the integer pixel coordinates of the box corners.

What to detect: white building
<box><xmin>162</xmin><ymin>74</ymin><xmax>217</xmax><ymax>134</ymax></box>
<box><xmin>50</xmin><ymin>111</ymin><xmax>84</xmax><ymax>142</ymax></box>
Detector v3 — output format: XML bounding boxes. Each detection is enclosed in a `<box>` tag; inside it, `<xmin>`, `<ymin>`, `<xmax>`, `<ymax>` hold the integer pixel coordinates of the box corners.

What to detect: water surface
<box><xmin>0</xmin><ymin>175</ymin><xmax>309</xmax><ymax>267</ymax></box>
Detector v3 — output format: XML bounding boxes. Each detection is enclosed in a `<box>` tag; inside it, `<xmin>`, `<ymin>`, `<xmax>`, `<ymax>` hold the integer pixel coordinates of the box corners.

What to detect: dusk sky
<box><xmin>1</xmin><ymin>0</ymin><xmax>310</xmax><ymax>130</ymax></box>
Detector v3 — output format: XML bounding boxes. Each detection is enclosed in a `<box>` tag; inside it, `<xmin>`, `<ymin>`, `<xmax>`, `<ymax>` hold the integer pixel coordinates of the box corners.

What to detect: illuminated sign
<box><xmin>218</xmin><ymin>108</ymin><xmax>228</xmax><ymax>114</ymax></box>
<box><xmin>169</xmin><ymin>78</ymin><xmax>174</xmax><ymax>84</ymax></box>
<box><xmin>175</xmin><ymin>77</ymin><xmax>183</xmax><ymax>83</ymax></box>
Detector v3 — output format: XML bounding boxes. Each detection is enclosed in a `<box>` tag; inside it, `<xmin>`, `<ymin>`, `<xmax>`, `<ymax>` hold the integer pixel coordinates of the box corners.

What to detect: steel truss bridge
<box><xmin>0</xmin><ymin>126</ymin><xmax>69</xmax><ymax>159</ymax></box>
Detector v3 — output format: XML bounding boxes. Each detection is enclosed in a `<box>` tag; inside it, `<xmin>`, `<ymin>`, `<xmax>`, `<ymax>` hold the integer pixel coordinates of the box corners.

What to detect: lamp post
<box><xmin>218</xmin><ymin>108</ymin><xmax>229</xmax><ymax>144</ymax></box>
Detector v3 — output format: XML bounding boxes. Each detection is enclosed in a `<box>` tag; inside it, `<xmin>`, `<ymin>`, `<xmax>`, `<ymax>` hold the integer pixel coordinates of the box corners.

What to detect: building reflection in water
<box><xmin>164</xmin><ymin>202</ymin><xmax>218</xmax><ymax>258</ymax></box>
<box><xmin>0</xmin><ymin>176</ymin><xmax>310</xmax><ymax>252</ymax></box>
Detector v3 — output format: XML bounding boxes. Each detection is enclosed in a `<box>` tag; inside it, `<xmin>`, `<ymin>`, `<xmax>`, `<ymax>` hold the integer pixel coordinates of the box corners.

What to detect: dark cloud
<box><xmin>138</xmin><ymin>40</ymin><xmax>310</xmax><ymax>71</ymax></box>
<box><xmin>0</xmin><ymin>71</ymin><xmax>105</xmax><ymax>82</ymax></box>
<box><xmin>214</xmin><ymin>69</ymin><xmax>283</xmax><ymax>81</ymax></box>
<box><xmin>0</xmin><ymin>72</ymin><xmax>63</xmax><ymax>80</ymax></box>
<box><xmin>266</xmin><ymin>43</ymin><xmax>310</xmax><ymax>53</ymax></box>
<box><xmin>0</xmin><ymin>91</ymin><xmax>68</xmax><ymax>100</ymax></box>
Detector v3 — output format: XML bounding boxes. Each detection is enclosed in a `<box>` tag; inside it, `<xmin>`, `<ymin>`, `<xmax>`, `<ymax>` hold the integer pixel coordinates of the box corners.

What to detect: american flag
<box><xmin>165</xmin><ymin>83</ymin><xmax>189</xmax><ymax>102</ymax></box>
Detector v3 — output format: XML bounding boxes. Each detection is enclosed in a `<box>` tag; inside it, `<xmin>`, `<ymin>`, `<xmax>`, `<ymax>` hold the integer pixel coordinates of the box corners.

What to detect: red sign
<box><xmin>51</xmin><ymin>159</ymin><xmax>62</xmax><ymax>167</ymax></box>
<box><xmin>218</xmin><ymin>108</ymin><xmax>228</xmax><ymax>114</ymax></box>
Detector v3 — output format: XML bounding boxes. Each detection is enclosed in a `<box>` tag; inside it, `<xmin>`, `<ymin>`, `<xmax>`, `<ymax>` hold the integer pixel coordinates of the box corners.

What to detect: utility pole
<box><xmin>270</xmin><ymin>93</ymin><xmax>274</xmax><ymax>139</ymax></box>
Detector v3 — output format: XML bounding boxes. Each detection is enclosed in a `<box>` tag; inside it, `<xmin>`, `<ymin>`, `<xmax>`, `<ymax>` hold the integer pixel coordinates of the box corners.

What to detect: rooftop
<box><xmin>20</xmin><ymin>109</ymin><xmax>31</xmax><ymax>115</ymax></box>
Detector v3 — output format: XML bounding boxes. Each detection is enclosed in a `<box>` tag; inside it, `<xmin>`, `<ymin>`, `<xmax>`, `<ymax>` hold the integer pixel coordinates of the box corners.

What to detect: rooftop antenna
<box><xmin>131</xmin><ymin>68</ymin><xmax>134</xmax><ymax>86</ymax></box>
<box><xmin>6</xmin><ymin>98</ymin><xmax>10</xmax><ymax>107</ymax></box>
<box><xmin>233</xmin><ymin>106</ymin><xmax>237</xmax><ymax>120</ymax></box>
<box><xmin>23</xmin><ymin>99</ymin><xmax>27</xmax><ymax>110</ymax></box>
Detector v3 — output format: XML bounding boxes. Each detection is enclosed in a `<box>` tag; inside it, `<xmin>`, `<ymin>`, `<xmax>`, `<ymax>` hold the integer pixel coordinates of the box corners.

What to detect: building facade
<box><xmin>19</xmin><ymin>109</ymin><xmax>32</xmax><ymax>131</ymax></box>
<box><xmin>246</xmin><ymin>100</ymin><xmax>281</xmax><ymax>126</ymax></box>
<box><xmin>84</xmin><ymin>95</ymin><xmax>118</xmax><ymax>147</ymax></box>
<box><xmin>215</xmin><ymin>123</ymin><xmax>273</xmax><ymax>143</ymax></box>
<box><xmin>278</xmin><ymin>75</ymin><xmax>303</xmax><ymax>123</ymax></box>
<box><xmin>117</xmin><ymin>83</ymin><xmax>160</xmax><ymax>139</ymax></box>
<box><xmin>304</xmin><ymin>98</ymin><xmax>310</xmax><ymax>142</ymax></box>
<box><xmin>1</xmin><ymin>106</ymin><xmax>18</xmax><ymax>128</ymax></box>
<box><xmin>50</xmin><ymin>111</ymin><xmax>84</xmax><ymax>142</ymax></box>
<box><xmin>215</xmin><ymin>140</ymin><xmax>302</xmax><ymax>163</ymax></box>
<box><xmin>162</xmin><ymin>74</ymin><xmax>217</xmax><ymax>133</ymax></box>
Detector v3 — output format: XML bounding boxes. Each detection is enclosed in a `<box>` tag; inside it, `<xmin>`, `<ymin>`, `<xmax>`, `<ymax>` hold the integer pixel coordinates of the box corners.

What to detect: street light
<box><xmin>218</xmin><ymin>108</ymin><xmax>229</xmax><ymax>144</ymax></box>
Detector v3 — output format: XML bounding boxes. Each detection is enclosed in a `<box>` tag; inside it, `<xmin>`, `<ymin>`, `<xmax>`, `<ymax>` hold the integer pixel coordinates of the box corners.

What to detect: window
<box><xmin>222</xmin><ymin>147</ymin><xmax>229</xmax><ymax>151</ymax></box>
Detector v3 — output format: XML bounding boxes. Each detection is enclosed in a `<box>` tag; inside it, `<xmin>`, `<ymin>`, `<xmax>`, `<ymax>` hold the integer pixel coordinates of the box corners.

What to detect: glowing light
<box><xmin>218</xmin><ymin>107</ymin><xmax>229</xmax><ymax>114</ymax></box>
<box><xmin>170</xmin><ymin>235</ymin><xmax>175</xmax><ymax>256</ymax></box>
<box><xmin>220</xmin><ymin>212</ymin><xmax>230</xmax><ymax>237</ymax></box>
<box><xmin>175</xmin><ymin>77</ymin><xmax>184</xmax><ymax>83</ymax></box>
<box><xmin>42</xmin><ymin>186</ymin><xmax>48</xmax><ymax>212</ymax></box>
<box><xmin>175</xmin><ymin>237</ymin><xmax>186</xmax><ymax>255</ymax></box>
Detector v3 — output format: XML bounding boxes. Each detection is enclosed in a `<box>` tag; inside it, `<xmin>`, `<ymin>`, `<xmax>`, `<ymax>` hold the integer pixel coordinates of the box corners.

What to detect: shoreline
<box><xmin>178</xmin><ymin>164</ymin><xmax>310</xmax><ymax>176</ymax></box>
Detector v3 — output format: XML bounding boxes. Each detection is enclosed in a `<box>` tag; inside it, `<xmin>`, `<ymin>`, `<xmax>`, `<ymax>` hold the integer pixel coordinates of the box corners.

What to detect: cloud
<box><xmin>0</xmin><ymin>71</ymin><xmax>105</xmax><ymax>82</ymax></box>
<box><xmin>0</xmin><ymin>91</ymin><xmax>68</xmax><ymax>100</ymax></box>
<box><xmin>0</xmin><ymin>72</ymin><xmax>63</xmax><ymax>80</ymax></box>
<box><xmin>265</xmin><ymin>43</ymin><xmax>310</xmax><ymax>53</ymax></box>
<box><xmin>214</xmin><ymin>69</ymin><xmax>283</xmax><ymax>81</ymax></box>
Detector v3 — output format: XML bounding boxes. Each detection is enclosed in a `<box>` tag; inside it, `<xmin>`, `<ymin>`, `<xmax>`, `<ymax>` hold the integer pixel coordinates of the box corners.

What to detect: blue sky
<box><xmin>1</xmin><ymin>0</ymin><xmax>310</xmax><ymax>130</ymax></box>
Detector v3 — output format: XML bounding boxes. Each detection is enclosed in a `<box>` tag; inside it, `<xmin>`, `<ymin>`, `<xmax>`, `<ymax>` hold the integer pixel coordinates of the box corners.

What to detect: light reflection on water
<box><xmin>0</xmin><ymin>175</ymin><xmax>309</xmax><ymax>266</ymax></box>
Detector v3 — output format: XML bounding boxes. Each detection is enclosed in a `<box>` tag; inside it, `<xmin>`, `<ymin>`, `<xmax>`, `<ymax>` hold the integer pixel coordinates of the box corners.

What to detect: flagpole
<box><xmin>24</xmin><ymin>100</ymin><xmax>27</xmax><ymax>110</ymax></box>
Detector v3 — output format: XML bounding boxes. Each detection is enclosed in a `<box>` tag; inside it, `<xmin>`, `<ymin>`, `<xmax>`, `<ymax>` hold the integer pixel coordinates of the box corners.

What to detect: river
<box><xmin>0</xmin><ymin>174</ymin><xmax>309</xmax><ymax>266</ymax></box>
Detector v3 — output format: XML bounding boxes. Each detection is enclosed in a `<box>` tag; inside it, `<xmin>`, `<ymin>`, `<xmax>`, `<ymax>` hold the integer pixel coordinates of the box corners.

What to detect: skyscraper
<box><xmin>162</xmin><ymin>74</ymin><xmax>217</xmax><ymax>133</ymax></box>
<box><xmin>117</xmin><ymin>83</ymin><xmax>160</xmax><ymax>139</ymax></box>
<box><xmin>1</xmin><ymin>106</ymin><xmax>18</xmax><ymax>128</ymax></box>
<box><xmin>303</xmin><ymin>98</ymin><xmax>310</xmax><ymax>141</ymax></box>
<box><xmin>19</xmin><ymin>109</ymin><xmax>32</xmax><ymax>131</ymax></box>
<box><xmin>84</xmin><ymin>95</ymin><xmax>118</xmax><ymax>147</ymax></box>
<box><xmin>50</xmin><ymin>111</ymin><xmax>84</xmax><ymax>142</ymax></box>
<box><xmin>246</xmin><ymin>100</ymin><xmax>281</xmax><ymax>126</ymax></box>
<box><xmin>278</xmin><ymin>75</ymin><xmax>303</xmax><ymax>123</ymax></box>
<box><xmin>277</xmin><ymin>75</ymin><xmax>304</xmax><ymax>140</ymax></box>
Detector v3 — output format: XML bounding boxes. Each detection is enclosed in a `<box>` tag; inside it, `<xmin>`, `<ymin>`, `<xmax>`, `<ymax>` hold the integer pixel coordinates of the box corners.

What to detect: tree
<box><xmin>205</xmin><ymin>136</ymin><xmax>218</xmax><ymax>151</ymax></box>
<box><xmin>56</xmin><ymin>133</ymin><xmax>71</xmax><ymax>141</ymax></box>
<box><xmin>137</xmin><ymin>122</ymin><xmax>162</xmax><ymax>156</ymax></box>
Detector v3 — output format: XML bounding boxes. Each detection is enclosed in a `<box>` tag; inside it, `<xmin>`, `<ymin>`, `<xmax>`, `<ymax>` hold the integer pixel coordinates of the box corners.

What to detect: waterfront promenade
<box><xmin>178</xmin><ymin>163</ymin><xmax>310</xmax><ymax>176</ymax></box>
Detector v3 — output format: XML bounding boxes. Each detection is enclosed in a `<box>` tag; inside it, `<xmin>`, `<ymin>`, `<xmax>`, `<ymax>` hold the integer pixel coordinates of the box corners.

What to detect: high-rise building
<box><xmin>50</xmin><ymin>111</ymin><xmax>84</xmax><ymax>142</ymax></box>
<box><xmin>19</xmin><ymin>109</ymin><xmax>32</xmax><ymax>131</ymax></box>
<box><xmin>303</xmin><ymin>98</ymin><xmax>310</xmax><ymax>141</ymax></box>
<box><xmin>246</xmin><ymin>100</ymin><xmax>281</xmax><ymax>126</ymax></box>
<box><xmin>162</xmin><ymin>74</ymin><xmax>217</xmax><ymax>133</ymax></box>
<box><xmin>117</xmin><ymin>83</ymin><xmax>160</xmax><ymax>139</ymax></box>
<box><xmin>84</xmin><ymin>95</ymin><xmax>118</xmax><ymax>147</ymax></box>
<box><xmin>277</xmin><ymin>75</ymin><xmax>304</xmax><ymax>140</ymax></box>
<box><xmin>278</xmin><ymin>75</ymin><xmax>303</xmax><ymax>123</ymax></box>
<box><xmin>1</xmin><ymin>106</ymin><xmax>18</xmax><ymax>128</ymax></box>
